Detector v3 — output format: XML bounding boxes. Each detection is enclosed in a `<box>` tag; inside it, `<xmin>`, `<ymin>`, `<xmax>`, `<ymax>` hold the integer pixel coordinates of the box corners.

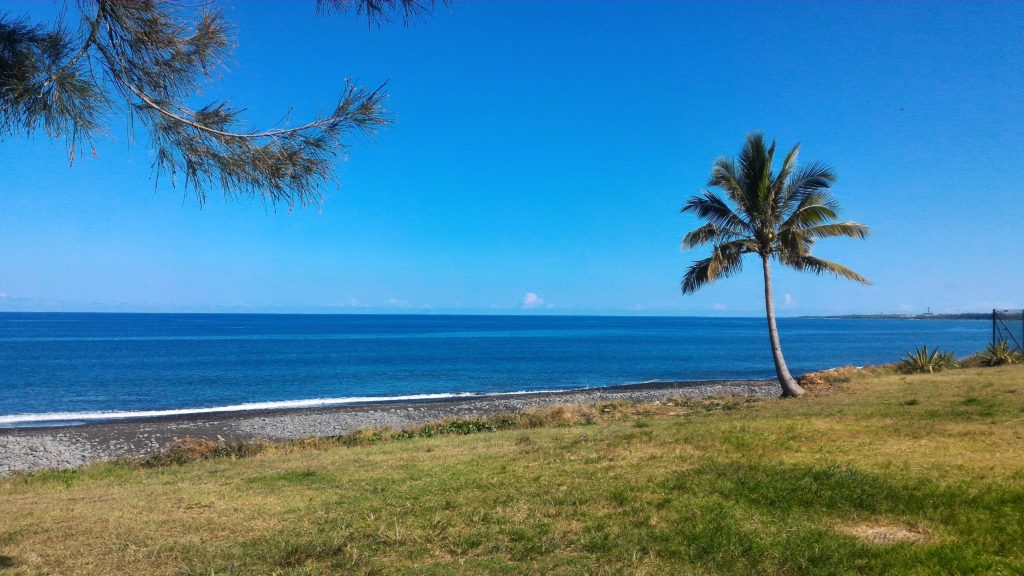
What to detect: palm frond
<box><xmin>708</xmin><ymin>157</ymin><xmax>751</xmax><ymax>216</ymax></box>
<box><xmin>680</xmin><ymin>240</ymin><xmax>749</xmax><ymax>294</ymax></box>
<box><xmin>758</xmin><ymin>138</ymin><xmax>776</xmax><ymax>209</ymax></box>
<box><xmin>771</xmin><ymin>143</ymin><xmax>799</xmax><ymax>215</ymax></box>
<box><xmin>738</xmin><ymin>132</ymin><xmax>768</xmax><ymax>186</ymax></box>
<box><xmin>780</xmin><ymin>161</ymin><xmax>836</xmax><ymax>216</ymax></box>
<box><xmin>738</xmin><ymin>132</ymin><xmax>771</xmax><ymax>218</ymax></box>
<box><xmin>681</xmin><ymin>191</ymin><xmax>750</xmax><ymax>231</ymax></box>
<box><xmin>787</xmin><ymin>255</ymin><xmax>871</xmax><ymax>285</ymax></box>
<box><xmin>681</xmin><ymin>258</ymin><xmax>715</xmax><ymax>294</ymax></box>
<box><xmin>803</xmin><ymin>222</ymin><xmax>870</xmax><ymax>240</ymax></box>
<box><xmin>781</xmin><ymin>191</ymin><xmax>839</xmax><ymax>229</ymax></box>
<box><xmin>680</xmin><ymin>222</ymin><xmax>746</xmax><ymax>250</ymax></box>
<box><xmin>774</xmin><ymin>227</ymin><xmax>813</xmax><ymax>261</ymax></box>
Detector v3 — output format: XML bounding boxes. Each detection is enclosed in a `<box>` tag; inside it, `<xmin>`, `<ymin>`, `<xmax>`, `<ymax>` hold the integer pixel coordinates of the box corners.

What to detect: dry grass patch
<box><xmin>526</xmin><ymin>403</ymin><xmax>598</xmax><ymax>426</ymax></box>
<box><xmin>837</xmin><ymin>521</ymin><xmax>933</xmax><ymax>545</ymax></box>
<box><xmin>797</xmin><ymin>365</ymin><xmax>884</xmax><ymax>394</ymax></box>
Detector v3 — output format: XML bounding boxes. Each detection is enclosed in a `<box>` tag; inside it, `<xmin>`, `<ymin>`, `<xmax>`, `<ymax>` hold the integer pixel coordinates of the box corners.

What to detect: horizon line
<box><xmin>0</xmin><ymin>309</ymin><xmax>999</xmax><ymax>319</ymax></box>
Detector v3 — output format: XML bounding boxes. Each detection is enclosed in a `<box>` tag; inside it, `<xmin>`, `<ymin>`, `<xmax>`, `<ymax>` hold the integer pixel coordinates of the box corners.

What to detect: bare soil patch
<box><xmin>838</xmin><ymin>522</ymin><xmax>932</xmax><ymax>545</ymax></box>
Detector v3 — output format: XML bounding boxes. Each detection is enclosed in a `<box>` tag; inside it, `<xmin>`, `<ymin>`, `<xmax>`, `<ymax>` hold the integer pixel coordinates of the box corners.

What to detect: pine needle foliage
<box><xmin>0</xmin><ymin>0</ymin><xmax>440</xmax><ymax>208</ymax></box>
<box><xmin>317</xmin><ymin>0</ymin><xmax>447</xmax><ymax>26</ymax></box>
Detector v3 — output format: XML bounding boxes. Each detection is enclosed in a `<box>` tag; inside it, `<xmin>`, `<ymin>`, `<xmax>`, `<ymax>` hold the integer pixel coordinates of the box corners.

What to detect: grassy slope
<box><xmin>1</xmin><ymin>367</ymin><xmax>1022</xmax><ymax>575</ymax></box>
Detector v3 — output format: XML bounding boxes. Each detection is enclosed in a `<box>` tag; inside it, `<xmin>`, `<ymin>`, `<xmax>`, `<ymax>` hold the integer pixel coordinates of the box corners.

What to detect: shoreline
<box><xmin>0</xmin><ymin>378</ymin><xmax>756</xmax><ymax>430</ymax></box>
<box><xmin>0</xmin><ymin>379</ymin><xmax>776</xmax><ymax>477</ymax></box>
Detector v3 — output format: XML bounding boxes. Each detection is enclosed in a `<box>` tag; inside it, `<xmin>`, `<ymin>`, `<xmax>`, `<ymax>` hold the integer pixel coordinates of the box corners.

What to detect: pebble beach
<box><xmin>0</xmin><ymin>379</ymin><xmax>775</xmax><ymax>477</ymax></box>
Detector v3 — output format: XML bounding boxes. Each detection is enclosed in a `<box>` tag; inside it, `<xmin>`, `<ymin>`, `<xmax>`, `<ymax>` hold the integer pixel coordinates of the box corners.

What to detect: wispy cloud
<box><xmin>783</xmin><ymin>293</ymin><xmax>793</xmax><ymax>307</ymax></box>
<box><xmin>522</xmin><ymin>292</ymin><xmax>552</xmax><ymax>310</ymax></box>
<box><xmin>712</xmin><ymin>303</ymin><xmax>727</xmax><ymax>310</ymax></box>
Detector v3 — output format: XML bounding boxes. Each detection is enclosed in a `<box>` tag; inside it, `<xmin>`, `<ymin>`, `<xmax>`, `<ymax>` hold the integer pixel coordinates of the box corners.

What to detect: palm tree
<box><xmin>680</xmin><ymin>133</ymin><xmax>871</xmax><ymax>397</ymax></box>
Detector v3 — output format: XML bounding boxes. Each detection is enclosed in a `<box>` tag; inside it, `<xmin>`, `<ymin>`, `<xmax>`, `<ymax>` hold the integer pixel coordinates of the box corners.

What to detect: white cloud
<box><xmin>386</xmin><ymin>298</ymin><xmax>410</xmax><ymax>307</ymax></box>
<box><xmin>783</xmin><ymin>293</ymin><xmax>793</xmax><ymax>307</ymax></box>
<box><xmin>522</xmin><ymin>292</ymin><xmax>549</xmax><ymax>309</ymax></box>
<box><xmin>712</xmin><ymin>303</ymin><xmax>727</xmax><ymax>310</ymax></box>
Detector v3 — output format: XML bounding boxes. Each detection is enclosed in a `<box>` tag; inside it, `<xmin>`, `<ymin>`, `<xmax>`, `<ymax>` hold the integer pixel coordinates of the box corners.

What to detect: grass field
<box><xmin>2</xmin><ymin>366</ymin><xmax>1022</xmax><ymax>575</ymax></box>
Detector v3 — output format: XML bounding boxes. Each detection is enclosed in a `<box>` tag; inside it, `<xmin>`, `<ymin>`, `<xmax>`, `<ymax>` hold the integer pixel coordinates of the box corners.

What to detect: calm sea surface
<box><xmin>0</xmin><ymin>313</ymin><xmax>989</xmax><ymax>425</ymax></box>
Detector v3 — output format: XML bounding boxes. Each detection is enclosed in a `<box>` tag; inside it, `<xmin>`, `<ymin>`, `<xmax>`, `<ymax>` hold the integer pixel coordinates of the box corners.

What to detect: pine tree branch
<box><xmin>41</xmin><ymin>7</ymin><xmax>102</xmax><ymax>89</ymax></box>
<box><xmin>93</xmin><ymin>5</ymin><xmax>384</xmax><ymax>143</ymax></box>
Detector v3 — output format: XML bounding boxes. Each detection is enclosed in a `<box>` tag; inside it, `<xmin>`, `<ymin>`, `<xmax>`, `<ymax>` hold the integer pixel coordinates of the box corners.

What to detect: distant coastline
<box><xmin>803</xmin><ymin>312</ymin><xmax>1008</xmax><ymax>321</ymax></box>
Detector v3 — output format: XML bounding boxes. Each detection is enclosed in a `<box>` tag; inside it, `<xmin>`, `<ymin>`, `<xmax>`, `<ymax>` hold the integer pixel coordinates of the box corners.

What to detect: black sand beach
<box><xmin>0</xmin><ymin>379</ymin><xmax>775</xmax><ymax>476</ymax></box>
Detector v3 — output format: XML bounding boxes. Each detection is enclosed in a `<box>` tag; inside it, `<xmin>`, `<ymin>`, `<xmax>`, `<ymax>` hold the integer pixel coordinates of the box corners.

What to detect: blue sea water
<box><xmin>0</xmin><ymin>313</ymin><xmax>990</xmax><ymax>425</ymax></box>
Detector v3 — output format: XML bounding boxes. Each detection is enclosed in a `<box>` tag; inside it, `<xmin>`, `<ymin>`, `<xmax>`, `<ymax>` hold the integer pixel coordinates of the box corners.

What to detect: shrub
<box><xmin>536</xmin><ymin>404</ymin><xmax>598</xmax><ymax>426</ymax></box>
<box><xmin>798</xmin><ymin>366</ymin><xmax>859</xmax><ymax>389</ymax></box>
<box><xmin>416</xmin><ymin>419</ymin><xmax>498</xmax><ymax>437</ymax></box>
<box><xmin>899</xmin><ymin>345</ymin><xmax>958</xmax><ymax>374</ymax></box>
<box><xmin>141</xmin><ymin>437</ymin><xmax>266</xmax><ymax>467</ymax></box>
<box><xmin>976</xmin><ymin>341</ymin><xmax>1023</xmax><ymax>367</ymax></box>
<box><xmin>342</xmin><ymin>428</ymin><xmax>389</xmax><ymax>446</ymax></box>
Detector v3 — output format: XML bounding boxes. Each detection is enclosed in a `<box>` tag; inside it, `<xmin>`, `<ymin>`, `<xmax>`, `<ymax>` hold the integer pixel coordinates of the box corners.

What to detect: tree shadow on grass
<box><xmin>657</xmin><ymin>460</ymin><xmax>1024</xmax><ymax>575</ymax></box>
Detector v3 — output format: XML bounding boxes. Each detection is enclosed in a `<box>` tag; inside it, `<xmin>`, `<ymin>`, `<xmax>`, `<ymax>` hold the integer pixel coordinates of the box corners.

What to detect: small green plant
<box><xmin>900</xmin><ymin>345</ymin><xmax>958</xmax><ymax>374</ymax></box>
<box><xmin>976</xmin><ymin>341</ymin><xmax>1023</xmax><ymax>367</ymax></box>
<box><xmin>139</xmin><ymin>438</ymin><xmax>266</xmax><ymax>467</ymax></box>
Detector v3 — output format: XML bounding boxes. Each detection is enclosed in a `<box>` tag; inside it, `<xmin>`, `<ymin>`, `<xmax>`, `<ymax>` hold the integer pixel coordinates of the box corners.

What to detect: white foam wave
<box><xmin>0</xmin><ymin>388</ymin><xmax>571</xmax><ymax>425</ymax></box>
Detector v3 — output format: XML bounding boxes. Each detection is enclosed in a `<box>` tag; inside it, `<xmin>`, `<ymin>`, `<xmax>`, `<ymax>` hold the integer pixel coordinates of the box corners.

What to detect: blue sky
<box><xmin>1</xmin><ymin>0</ymin><xmax>1021</xmax><ymax>315</ymax></box>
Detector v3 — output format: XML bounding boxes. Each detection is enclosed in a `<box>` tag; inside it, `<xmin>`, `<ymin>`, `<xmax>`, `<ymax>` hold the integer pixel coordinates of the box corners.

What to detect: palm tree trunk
<box><xmin>761</xmin><ymin>255</ymin><xmax>805</xmax><ymax>397</ymax></box>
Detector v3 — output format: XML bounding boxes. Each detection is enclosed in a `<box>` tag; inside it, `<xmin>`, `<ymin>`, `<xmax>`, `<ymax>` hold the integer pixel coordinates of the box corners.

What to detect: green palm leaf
<box><xmin>780</xmin><ymin>161</ymin><xmax>837</xmax><ymax>216</ymax></box>
<box><xmin>680</xmin><ymin>240</ymin><xmax>749</xmax><ymax>294</ymax></box>
<box><xmin>680</xmin><ymin>222</ymin><xmax>743</xmax><ymax>249</ymax></box>
<box><xmin>786</xmin><ymin>255</ymin><xmax>872</xmax><ymax>284</ymax></box>
<box><xmin>681</xmin><ymin>191</ymin><xmax>750</xmax><ymax>231</ymax></box>
<box><xmin>783</xmin><ymin>190</ymin><xmax>840</xmax><ymax>229</ymax></box>
<box><xmin>803</xmin><ymin>222</ymin><xmax>870</xmax><ymax>240</ymax></box>
<box><xmin>708</xmin><ymin>157</ymin><xmax>750</xmax><ymax>214</ymax></box>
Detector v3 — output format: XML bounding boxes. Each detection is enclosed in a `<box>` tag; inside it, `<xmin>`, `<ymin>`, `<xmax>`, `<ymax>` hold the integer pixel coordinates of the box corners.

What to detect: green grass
<box><xmin>1</xmin><ymin>366</ymin><xmax>1023</xmax><ymax>575</ymax></box>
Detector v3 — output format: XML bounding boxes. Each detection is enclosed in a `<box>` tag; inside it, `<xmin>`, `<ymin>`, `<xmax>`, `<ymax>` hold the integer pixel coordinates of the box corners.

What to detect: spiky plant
<box><xmin>977</xmin><ymin>341</ymin><xmax>1022</xmax><ymax>367</ymax></box>
<box><xmin>900</xmin><ymin>345</ymin><xmax>959</xmax><ymax>374</ymax></box>
<box><xmin>0</xmin><ymin>0</ymin><xmax>442</xmax><ymax>208</ymax></box>
<box><xmin>680</xmin><ymin>133</ymin><xmax>871</xmax><ymax>397</ymax></box>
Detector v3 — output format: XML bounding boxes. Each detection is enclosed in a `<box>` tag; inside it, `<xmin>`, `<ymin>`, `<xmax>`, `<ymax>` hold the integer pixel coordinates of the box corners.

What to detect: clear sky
<box><xmin>1</xmin><ymin>1</ymin><xmax>1021</xmax><ymax>315</ymax></box>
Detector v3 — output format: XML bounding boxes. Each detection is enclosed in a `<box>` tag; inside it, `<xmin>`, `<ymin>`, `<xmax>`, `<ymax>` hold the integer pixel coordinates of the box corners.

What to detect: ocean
<box><xmin>0</xmin><ymin>313</ymin><xmax>990</xmax><ymax>426</ymax></box>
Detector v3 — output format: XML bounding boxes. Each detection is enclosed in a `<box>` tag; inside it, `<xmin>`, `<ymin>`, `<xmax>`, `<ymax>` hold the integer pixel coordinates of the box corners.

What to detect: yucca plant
<box><xmin>900</xmin><ymin>345</ymin><xmax>959</xmax><ymax>374</ymax></box>
<box><xmin>977</xmin><ymin>341</ymin><xmax>1023</xmax><ymax>367</ymax></box>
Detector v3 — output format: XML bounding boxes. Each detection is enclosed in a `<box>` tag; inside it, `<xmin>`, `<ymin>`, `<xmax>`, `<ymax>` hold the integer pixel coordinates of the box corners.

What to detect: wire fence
<box><xmin>992</xmin><ymin>309</ymin><xmax>1024</xmax><ymax>353</ymax></box>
